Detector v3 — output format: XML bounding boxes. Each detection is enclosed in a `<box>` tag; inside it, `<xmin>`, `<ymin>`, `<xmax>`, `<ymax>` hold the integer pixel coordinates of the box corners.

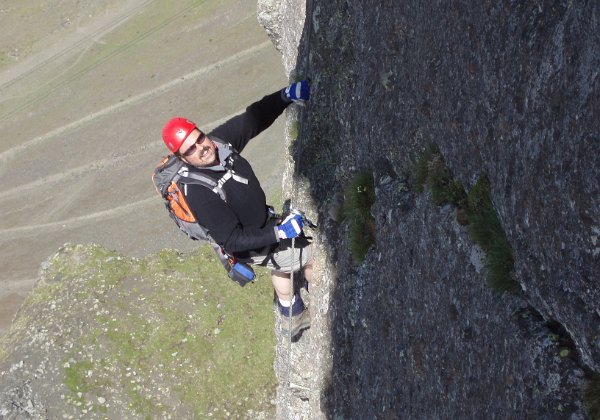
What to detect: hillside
<box><xmin>0</xmin><ymin>0</ymin><xmax>287</xmax><ymax>334</ymax></box>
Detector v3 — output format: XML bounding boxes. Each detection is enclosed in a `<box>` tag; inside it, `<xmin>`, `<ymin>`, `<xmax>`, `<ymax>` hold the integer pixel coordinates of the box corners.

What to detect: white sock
<box><xmin>278</xmin><ymin>296</ymin><xmax>296</xmax><ymax>307</ymax></box>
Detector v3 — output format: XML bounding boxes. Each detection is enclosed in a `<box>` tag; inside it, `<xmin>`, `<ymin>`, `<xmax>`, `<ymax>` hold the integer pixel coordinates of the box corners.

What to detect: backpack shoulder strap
<box><xmin>154</xmin><ymin>153</ymin><xmax>229</xmax><ymax>202</ymax></box>
<box><xmin>178</xmin><ymin>168</ymin><xmax>227</xmax><ymax>202</ymax></box>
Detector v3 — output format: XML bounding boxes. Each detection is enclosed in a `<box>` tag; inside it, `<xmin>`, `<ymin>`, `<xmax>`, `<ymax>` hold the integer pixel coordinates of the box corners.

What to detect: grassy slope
<box><xmin>0</xmin><ymin>243</ymin><xmax>277</xmax><ymax>418</ymax></box>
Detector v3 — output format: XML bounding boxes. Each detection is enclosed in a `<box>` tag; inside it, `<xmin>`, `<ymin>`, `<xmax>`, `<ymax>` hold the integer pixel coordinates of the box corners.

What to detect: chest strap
<box><xmin>180</xmin><ymin>168</ymin><xmax>248</xmax><ymax>201</ymax></box>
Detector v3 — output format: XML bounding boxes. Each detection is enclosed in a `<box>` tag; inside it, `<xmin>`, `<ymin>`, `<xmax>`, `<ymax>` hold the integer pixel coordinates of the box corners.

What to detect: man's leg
<box><xmin>271</xmin><ymin>262</ymin><xmax>312</xmax><ymax>302</ymax></box>
<box><xmin>272</xmin><ymin>270</ymin><xmax>292</xmax><ymax>302</ymax></box>
<box><xmin>271</xmin><ymin>261</ymin><xmax>312</xmax><ymax>339</ymax></box>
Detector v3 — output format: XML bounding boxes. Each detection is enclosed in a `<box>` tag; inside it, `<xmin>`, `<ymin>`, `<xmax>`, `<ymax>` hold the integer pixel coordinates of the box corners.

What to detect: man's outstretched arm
<box><xmin>208</xmin><ymin>81</ymin><xmax>310</xmax><ymax>152</ymax></box>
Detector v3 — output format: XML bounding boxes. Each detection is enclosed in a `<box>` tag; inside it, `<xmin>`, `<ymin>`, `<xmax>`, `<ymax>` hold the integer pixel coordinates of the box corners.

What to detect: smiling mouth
<box><xmin>199</xmin><ymin>147</ymin><xmax>210</xmax><ymax>159</ymax></box>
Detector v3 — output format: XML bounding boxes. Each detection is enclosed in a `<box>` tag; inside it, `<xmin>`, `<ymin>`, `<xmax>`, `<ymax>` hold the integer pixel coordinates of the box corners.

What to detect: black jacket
<box><xmin>183</xmin><ymin>89</ymin><xmax>291</xmax><ymax>256</ymax></box>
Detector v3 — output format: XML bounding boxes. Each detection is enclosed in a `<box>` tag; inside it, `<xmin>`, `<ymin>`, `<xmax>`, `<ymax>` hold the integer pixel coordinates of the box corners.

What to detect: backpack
<box><xmin>152</xmin><ymin>151</ymin><xmax>256</xmax><ymax>286</ymax></box>
<box><xmin>152</xmin><ymin>153</ymin><xmax>226</xmax><ymax>242</ymax></box>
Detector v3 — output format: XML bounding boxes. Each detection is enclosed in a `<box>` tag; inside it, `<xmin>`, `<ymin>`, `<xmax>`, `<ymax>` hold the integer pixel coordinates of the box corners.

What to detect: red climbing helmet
<box><xmin>162</xmin><ymin>117</ymin><xmax>197</xmax><ymax>153</ymax></box>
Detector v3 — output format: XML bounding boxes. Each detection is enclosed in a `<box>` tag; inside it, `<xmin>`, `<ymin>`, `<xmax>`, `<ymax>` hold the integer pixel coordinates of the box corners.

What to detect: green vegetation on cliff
<box><xmin>415</xmin><ymin>146</ymin><xmax>518</xmax><ymax>294</ymax></box>
<box><xmin>340</xmin><ymin>171</ymin><xmax>376</xmax><ymax>262</ymax></box>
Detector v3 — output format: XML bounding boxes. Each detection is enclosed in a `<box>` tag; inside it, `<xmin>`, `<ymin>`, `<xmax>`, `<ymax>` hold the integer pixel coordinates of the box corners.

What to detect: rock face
<box><xmin>258</xmin><ymin>0</ymin><xmax>599</xmax><ymax>418</ymax></box>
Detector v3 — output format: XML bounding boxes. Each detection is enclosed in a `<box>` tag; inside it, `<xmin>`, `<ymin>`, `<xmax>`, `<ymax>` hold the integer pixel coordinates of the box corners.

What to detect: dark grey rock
<box><xmin>260</xmin><ymin>0</ymin><xmax>598</xmax><ymax>418</ymax></box>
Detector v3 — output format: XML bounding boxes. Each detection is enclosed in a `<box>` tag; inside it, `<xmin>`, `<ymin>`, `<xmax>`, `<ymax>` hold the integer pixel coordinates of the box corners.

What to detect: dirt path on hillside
<box><xmin>0</xmin><ymin>41</ymin><xmax>271</xmax><ymax>165</ymax></box>
<box><xmin>0</xmin><ymin>0</ymin><xmax>153</xmax><ymax>93</ymax></box>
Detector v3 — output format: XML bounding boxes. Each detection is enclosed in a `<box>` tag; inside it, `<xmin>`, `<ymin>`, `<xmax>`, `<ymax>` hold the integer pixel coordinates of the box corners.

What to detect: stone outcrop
<box><xmin>259</xmin><ymin>0</ymin><xmax>598</xmax><ymax>418</ymax></box>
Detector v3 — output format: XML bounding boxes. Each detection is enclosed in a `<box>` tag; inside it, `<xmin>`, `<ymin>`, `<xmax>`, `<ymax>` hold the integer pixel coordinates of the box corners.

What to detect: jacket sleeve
<box><xmin>207</xmin><ymin>89</ymin><xmax>291</xmax><ymax>152</ymax></box>
<box><xmin>185</xmin><ymin>185</ymin><xmax>279</xmax><ymax>253</ymax></box>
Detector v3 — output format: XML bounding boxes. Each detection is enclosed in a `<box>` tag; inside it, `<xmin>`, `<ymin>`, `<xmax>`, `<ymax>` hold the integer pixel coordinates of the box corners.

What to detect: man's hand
<box><xmin>277</xmin><ymin>213</ymin><xmax>304</xmax><ymax>239</ymax></box>
<box><xmin>284</xmin><ymin>80</ymin><xmax>310</xmax><ymax>103</ymax></box>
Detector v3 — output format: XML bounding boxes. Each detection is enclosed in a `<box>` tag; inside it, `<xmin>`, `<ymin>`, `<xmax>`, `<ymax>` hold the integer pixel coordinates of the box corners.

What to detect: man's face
<box><xmin>178</xmin><ymin>129</ymin><xmax>218</xmax><ymax>167</ymax></box>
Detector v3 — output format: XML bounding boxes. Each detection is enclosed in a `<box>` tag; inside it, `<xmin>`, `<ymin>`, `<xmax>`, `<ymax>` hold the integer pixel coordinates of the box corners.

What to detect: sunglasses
<box><xmin>181</xmin><ymin>133</ymin><xmax>207</xmax><ymax>157</ymax></box>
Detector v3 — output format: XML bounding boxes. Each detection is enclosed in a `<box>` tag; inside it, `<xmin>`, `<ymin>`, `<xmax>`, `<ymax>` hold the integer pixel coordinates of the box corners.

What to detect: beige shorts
<box><xmin>242</xmin><ymin>236</ymin><xmax>312</xmax><ymax>273</ymax></box>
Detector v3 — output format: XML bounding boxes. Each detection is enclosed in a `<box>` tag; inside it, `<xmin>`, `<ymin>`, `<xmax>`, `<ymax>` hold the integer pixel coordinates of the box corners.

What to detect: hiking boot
<box><xmin>277</xmin><ymin>293</ymin><xmax>310</xmax><ymax>341</ymax></box>
<box><xmin>281</xmin><ymin>309</ymin><xmax>311</xmax><ymax>342</ymax></box>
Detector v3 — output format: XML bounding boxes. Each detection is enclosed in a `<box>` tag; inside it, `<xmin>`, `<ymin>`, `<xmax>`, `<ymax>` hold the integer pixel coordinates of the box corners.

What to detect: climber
<box><xmin>160</xmin><ymin>81</ymin><xmax>313</xmax><ymax>339</ymax></box>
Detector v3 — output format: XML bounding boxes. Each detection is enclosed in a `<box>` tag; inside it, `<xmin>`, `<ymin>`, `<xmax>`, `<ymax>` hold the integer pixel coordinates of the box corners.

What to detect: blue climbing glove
<box><xmin>284</xmin><ymin>80</ymin><xmax>310</xmax><ymax>103</ymax></box>
<box><xmin>277</xmin><ymin>213</ymin><xmax>304</xmax><ymax>239</ymax></box>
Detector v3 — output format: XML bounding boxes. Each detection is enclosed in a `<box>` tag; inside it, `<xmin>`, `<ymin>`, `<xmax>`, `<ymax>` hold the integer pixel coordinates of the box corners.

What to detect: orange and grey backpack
<box><xmin>152</xmin><ymin>151</ymin><xmax>256</xmax><ymax>286</ymax></box>
<box><xmin>152</xmin><ymin>153</ymin><xmax>226</xmax><ymax>242</ymax></box>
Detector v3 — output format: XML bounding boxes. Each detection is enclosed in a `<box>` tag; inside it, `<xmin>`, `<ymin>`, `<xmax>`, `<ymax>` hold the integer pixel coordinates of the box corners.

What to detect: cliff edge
<box><xmin>259</xmin><ymin>1</ymin><xmax>599</xmax><ymax>418</ymax></box>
